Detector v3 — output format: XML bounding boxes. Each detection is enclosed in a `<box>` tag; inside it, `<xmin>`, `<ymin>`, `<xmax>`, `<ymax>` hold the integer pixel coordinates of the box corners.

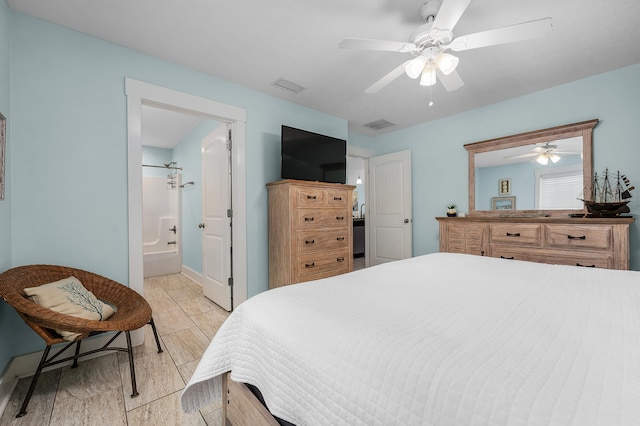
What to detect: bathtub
<box><xmin>143</xmin><ymin>216</ymin><xmax>181</xmax><ymax>278</ymax></box>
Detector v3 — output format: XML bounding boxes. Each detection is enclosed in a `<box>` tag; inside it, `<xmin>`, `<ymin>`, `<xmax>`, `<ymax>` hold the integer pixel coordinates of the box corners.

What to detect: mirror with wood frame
<box><xmin>464</xmin><ymin>119</ymin><xmax>598</xmax><ymax>217</ymax></box>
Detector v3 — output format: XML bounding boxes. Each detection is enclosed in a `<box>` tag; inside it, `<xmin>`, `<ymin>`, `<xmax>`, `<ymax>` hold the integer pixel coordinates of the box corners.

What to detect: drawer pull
<box><xmin>333</xmin><ymin>196</ymin><xmax>342</xmax><ymax>201</ymax></box>
<box><xmin>305</xmin><ymin>239</ymin><xmax>315</xmax><ymax>245</ymax></box>
<box><xmin>336</xmin><ymin>237</ymin><xmax>345</xmax><ymax>241</ymax></box>
<box><xmin>576</xmin><ymin>263</ymin><xmax>596</xmax><ymax>268</ymax></box>
<box><xmin>306</xmin><ymin>195</ymin><xmax>317</xmax><ymax>200</ymax></box>
<box><xmin>505</xmin><ymin>232</ymin><xmax>521</xmax><ymax>237</ymax></box>
<box><xmin>305</xmin><ymin>262</ymin><xmax>315</xmax><ymax>268</ymax></box>
<box><xmin>336</xmin><ymin>257</ymin><xmax>345</xmax><ymax>262</ymax></box>
<box><xmin>500</xmin><ymin>256</ymin><xmax>515</xmax><ymax>260</ymax></box>
<box><xmin>336</xmin><ymin>216</ymin><xmax>344</xmax><ymax>220</ymax></box>
<box><xmin>568</xmin><ymin>235</ymin><xmax>587</xmax><ymax>240</ymax></box>
<box><xmin>304</xmin><ymin>217</ymin><xmax>314</xmax><ymax>222</ymax></box>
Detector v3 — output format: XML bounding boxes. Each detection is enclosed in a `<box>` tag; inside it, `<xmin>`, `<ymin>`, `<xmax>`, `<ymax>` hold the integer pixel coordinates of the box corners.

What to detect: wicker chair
<box><xmin>0</xmin><ymin>264</ymin><xmax>162</xmax><ymax>418</ymax></box>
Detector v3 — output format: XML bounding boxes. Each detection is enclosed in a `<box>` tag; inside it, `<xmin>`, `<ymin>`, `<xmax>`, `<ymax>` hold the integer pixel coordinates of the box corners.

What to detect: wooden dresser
<box><xmin>436</xmin><ymin>216</ymin><xmax>634</xmax><ymax>270</ymax></box>
<box><xmin>268</xmin><ymin>179</ymin><xmax>355</xmax><ymax>288</ymax></box>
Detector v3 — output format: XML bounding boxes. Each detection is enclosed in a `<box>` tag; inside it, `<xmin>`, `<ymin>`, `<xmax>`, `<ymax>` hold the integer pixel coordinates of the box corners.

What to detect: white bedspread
<box><xmin>181</xmin><ymin>253</ymin><xmax>640</xmax><ymax>425</ymax></box>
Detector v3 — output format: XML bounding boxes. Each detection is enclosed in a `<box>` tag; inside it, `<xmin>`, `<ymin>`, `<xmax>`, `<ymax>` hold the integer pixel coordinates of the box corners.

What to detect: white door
<box><xmin>201</xmin><ymin>124</ymin><xmax>232</xmax><ymax>311</ymax></box>
<box><xmin>367</xmin><ymin>150</ymin><xmax>412</xmax><ymax>266</ymax></box>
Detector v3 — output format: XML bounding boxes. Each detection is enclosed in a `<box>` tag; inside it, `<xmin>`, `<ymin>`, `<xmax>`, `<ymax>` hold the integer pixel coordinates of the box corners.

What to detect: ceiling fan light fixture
<box><xmin>419</xmin><ymin>63</ymin><xmax>437</xmax><ymax>86</ymax></box>
<box><xmin>536</xmin><ymin>155</ymin><xmax>549</xmax><ymax>165</ymax></box>
<box><xmin>549</xmin><ymin>153</ymin><xmax>560</xmax><ymax>163</ymax></box>
<box><xmin>435</xmin><ymin>52</ymin><xmax>459</xmax><ymax>75</ymax></box>
<box><xmin>405</xmin><ymin>56</ymin><xmax>428</xmax><ymax>79</ymax></box>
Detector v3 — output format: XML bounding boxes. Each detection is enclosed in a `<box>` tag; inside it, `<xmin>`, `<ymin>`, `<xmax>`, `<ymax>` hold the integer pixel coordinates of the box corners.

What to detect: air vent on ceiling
<box><xmin>271</xmin><ymin>78</ymin><xmax>306</xmax><ymax>94</ymax></box>
<box><xmin>363</xmin><ymin>119</ymin><xmax>396</xmax><ymax>131</ymax></box>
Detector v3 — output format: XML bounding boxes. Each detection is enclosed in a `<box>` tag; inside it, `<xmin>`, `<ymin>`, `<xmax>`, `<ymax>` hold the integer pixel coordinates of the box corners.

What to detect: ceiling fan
<box><xmin>505</xmin><ymin>142</ymin><xmax>580</xmax><ymax>165</ymax></box>
<box><xmin>339</xmin><ymin>0</ymin><xmax>552</xmax><ymax>94</ymax></box>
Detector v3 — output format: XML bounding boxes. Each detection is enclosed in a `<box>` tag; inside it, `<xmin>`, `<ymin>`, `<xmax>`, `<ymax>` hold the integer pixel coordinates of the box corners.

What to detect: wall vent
<box><xmin>364</xmin><ymin>119</ymin><xmax>395</xmax><ymax>131</ymax></box>
<box><xmin>271</xmin><ymin>78</ymin><xmax>306</xmax><ymax>94</ymax></box>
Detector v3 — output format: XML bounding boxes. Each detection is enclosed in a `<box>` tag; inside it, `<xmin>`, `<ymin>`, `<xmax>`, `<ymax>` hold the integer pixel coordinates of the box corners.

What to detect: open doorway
<box><xmin>347</xmin><ymin>155</ymin><xmax>366</xmax><ymax>271</ymax></box>
<box><xmin>126</xmin><ymin>78</ymin><xmax>247</xmax><ymax>316</ymax></box>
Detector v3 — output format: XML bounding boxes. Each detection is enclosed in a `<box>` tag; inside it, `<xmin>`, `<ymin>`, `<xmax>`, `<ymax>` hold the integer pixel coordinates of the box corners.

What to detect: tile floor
<box><xmin>353</xmin><ymin>256</ymin><xmax>366</xmax><ymax>271</ymax></box>
<box><xmin>0</xmin><ymin>273</ymin><xmax>230</xmax><ymax>426</ymax></box>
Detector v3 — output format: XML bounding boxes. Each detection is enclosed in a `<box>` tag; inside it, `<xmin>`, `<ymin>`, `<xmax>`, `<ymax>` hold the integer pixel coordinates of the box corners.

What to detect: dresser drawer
<box><xmin>296</xmin><ymin>249</ymin><xmax>350</xmax><ymax>282</ymax></box>
<box><xmin>490</xmin><ymin>224</ymin><xmax>541</xmax><ymax>246</ymax></box>
<box><xmin>545</xmin><ymin>225</ymin><xmax>612</xmax><ymax>250</ymax></box>
<box><xmin>295</xmin><ymin>187</ymin><xmax>325</xmax><ymax>207</ymax></box>
<box><xmin>325</xmin><ymin>189</ymin><xmax>350</xmax><ymax>207</ymax></box>
<box><xmin>296</xmin><ymin>229</ymin><xmax>349</xmax><ymax>254</ymax></box>
<box><xmin>296</xmin><ymin>208</ymin><xmax>350</xmax><ymax>229</ymax></box>
<box><xmin>489</xmin><ymin>246</ymin><xmax>613</xmax><ymax>269</ymax></box>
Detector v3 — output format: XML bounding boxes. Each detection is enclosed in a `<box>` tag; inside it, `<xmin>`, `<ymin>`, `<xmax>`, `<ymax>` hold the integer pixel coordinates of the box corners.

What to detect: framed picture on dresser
<box><xmin>491</xmin><ymin>196</ymin><xmax>515</xmax><ymax>210</ymax></box>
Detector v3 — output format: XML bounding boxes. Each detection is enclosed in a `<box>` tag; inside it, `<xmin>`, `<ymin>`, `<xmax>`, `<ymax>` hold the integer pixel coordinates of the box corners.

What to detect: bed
<box><xmin>181</xmin><ymin>253</ymin><xmax>640</xmax><ymax>425</ymax></box>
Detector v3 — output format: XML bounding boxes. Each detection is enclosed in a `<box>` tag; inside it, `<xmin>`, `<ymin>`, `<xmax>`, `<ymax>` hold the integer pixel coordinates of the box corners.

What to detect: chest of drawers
<box><xmin>268</xmin><ymin>180</ymin><xmax>355</xmax><ymax>288</ymax></box>
<box><xmin>436</xmin><ymin>216</ymin><xmax>634</xmax><ymax>270</ymax></box>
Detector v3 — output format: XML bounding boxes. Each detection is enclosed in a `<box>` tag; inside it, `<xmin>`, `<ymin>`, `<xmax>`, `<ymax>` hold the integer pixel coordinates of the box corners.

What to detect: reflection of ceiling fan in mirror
<box><xmin>339</xmin><ymin>0</ymin><xmax>552</xmax><ymax>93</ymax></box>
<box><xmin>505</xmin><ymin>142</ymin><xmax>581</xmax><ymax>165</ymax></box>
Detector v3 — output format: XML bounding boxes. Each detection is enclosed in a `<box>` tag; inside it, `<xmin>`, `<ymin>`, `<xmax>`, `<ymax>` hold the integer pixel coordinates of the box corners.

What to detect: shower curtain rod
<box><xmin>142</xmin><ymin>163</ymin><xmax>183</xmax><ymax>171</ymax></box>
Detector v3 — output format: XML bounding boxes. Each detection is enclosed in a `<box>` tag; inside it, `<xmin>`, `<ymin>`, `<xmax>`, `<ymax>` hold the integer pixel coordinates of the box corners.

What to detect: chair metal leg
<box><xmin>16</xmin><ymin>345</ymin><xmax>51</xmax><ymax>418</ymax></box>
<box><xmin>71</xmin><ymin>340</ymin><xmax>81</xmax><ymax>368</ymax></box>
<box><xmin>148</xmin><ymin>317</ymin><xmax>163</xmax><ymax>353</ymax></box>
<box><xmin>125</xmin><ymin>331</ymin><xmax>139</xmax><ymax>398</ymax></box>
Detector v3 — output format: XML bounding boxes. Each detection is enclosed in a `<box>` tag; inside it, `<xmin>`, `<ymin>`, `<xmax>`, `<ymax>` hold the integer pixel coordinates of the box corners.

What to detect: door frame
<box><xmin>347</xmin><ymin>145</ymin><xmax>374</xmax><ymax>266</ymax></box>
<box><xmin>126</xmin><ymin>78</ymin><xmax>247</xmax><ymax>308</ymax></box>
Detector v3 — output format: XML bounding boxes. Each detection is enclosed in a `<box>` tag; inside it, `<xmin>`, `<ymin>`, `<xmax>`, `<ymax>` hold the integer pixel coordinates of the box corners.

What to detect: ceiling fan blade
<box><xmin>365</xmin><ymin>61</ymin><xmax>411</xmax><ymax>94</ymax></box>
<box><xmin>438</xmin><ymin>69</ymin><xmax>464</xmax><ymax>92</ymax></box>
<box><xmin>450</xmin><ymin>18</ymin><xmax>552</xmax><ymax>51</ymax></box>
<box><xmin>339</xmin><ymin>38</ymin><xmax>416</xmax><ymax>53</ymax></box>
<box><xmin>432</xmin><ymin>0</ymin><xmax>472</xmax><ymax>31</ymax></box>
<box><xmin>504</xmin><ymin>152</ymin><xmax>537</xmax><ymax>160</ymax></box>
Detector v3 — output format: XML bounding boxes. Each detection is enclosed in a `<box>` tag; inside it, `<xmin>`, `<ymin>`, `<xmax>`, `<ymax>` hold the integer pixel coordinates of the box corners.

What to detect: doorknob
<box><xmin>404</xmin><ymin>218</ymin><xmax>411</xmax><ymax>224</ymax></box>
<box><xmin>198</xmin><ymin>223</ymin><xmax>205</xmax><ymax>229</ymax></box>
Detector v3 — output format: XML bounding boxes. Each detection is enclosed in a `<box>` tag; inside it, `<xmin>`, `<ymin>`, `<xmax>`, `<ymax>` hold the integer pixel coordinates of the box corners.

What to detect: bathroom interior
<box><xmin>142</xmin><ymin>155</ymin><xmax>184</xmax><ymax>278</ymax></box>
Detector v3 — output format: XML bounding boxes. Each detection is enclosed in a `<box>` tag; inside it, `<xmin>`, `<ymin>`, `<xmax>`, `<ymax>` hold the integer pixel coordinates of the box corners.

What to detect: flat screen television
<box><xmin>281</xmin><ymin>125</ymin><xmax>346</xmax><ymax>184</ymax></box>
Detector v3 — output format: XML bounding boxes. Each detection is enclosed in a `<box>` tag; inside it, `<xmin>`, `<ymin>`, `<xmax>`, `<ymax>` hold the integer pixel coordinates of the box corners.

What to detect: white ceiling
<box><xmin>141</xmin><ymin>105</ymin><xmax>206</xmax><ymax>149</ymax></box>
<box><xmin>8</xmin><ymin>0</ymin><xmax>640</xmax><ymax>137</ymax></box>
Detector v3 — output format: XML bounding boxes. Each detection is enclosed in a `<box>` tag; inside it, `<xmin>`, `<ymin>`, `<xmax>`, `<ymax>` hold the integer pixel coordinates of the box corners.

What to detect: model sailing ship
<box><xmin>580</xmin><ymin>169</ymin><xmax>634</xmax><ymax>217</ymax></box>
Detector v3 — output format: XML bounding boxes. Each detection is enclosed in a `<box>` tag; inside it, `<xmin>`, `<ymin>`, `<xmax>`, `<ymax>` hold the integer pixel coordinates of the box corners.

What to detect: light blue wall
<box><xmin>142</xmin><ymin>146</ymin><xmax>172</xmax><ymax>177</ymax></box>
<box><xmin>349</xmin><ymin>64</ymin><xmax>640</xmax><ymax>270</ymax></box>
<box><xmin>3</xmin><ymin>11</ymin><xmax>347</xmax><ymax>370</ymax></box>
<box><xmin>0</xmin><ymin>0</ymin><xmax>13</xmax><ymax>375</ymax></box>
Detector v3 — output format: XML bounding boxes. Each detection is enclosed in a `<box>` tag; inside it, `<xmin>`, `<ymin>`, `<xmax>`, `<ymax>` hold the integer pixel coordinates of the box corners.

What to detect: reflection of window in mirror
<box><xmin>535</xmin><ymin>165</ymin><xmax>583</xmax><ymax>209</ymax></box>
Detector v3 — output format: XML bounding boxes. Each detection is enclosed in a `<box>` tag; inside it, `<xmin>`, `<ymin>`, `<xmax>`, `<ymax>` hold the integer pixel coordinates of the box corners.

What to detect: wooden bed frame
<box><xmin>223</xmin><ymin>372</ymin><xmax>281</xmax><ymax>426</ymax></box>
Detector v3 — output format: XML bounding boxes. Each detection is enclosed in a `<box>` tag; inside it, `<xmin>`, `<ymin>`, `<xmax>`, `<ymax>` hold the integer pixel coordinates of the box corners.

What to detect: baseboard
<box><xmin>181</xmin><ymin>265</ymin><xmax>203</xmax><ymax>288</ymax></box>
<box><xmin>0</xmin><ymin>330</ymin><xmax>144</xmax><ymax>418</ymax></box>
<box><xmin>0</xmin><ymin>362</ymin><xmax>18</xmax><ymax>419</ymax></box>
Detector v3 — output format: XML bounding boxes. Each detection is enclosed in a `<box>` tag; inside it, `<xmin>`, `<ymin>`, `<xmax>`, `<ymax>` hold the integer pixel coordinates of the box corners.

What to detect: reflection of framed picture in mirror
<box><xmin>0</xmin><ymin>113</ymin><xmax>5</xmax><ymax>200</ymax></box>
<box><xmin>498</xmin><ymin>178</ymin><xmax>511</xmax><ymax>195</ymax></box>
<box><xmin>491</xmin><ymin>196</ymin><xmax>516</xmax><ymax>210</ymax></box>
